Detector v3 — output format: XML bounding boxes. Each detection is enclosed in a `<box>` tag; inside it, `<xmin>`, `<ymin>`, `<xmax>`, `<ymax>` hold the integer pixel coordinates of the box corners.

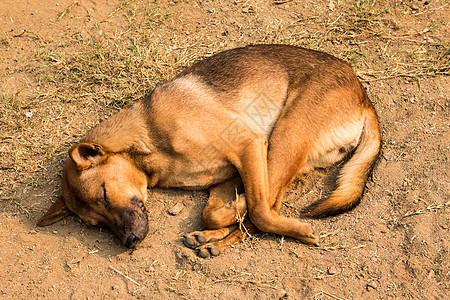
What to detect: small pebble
<box><xmin>367</xmin><ymin>281</ymin><xmax>378</xmax><ymax>291</ymax></box>
<box><xmin>327</xmin><ymin>266</ymin><xmax>338</xmax><ymax>275</ymax></box>
<box><xmin>168</xmin><ymin>203</ymin><xmax>184</xmax><ymax>215</ymax></box>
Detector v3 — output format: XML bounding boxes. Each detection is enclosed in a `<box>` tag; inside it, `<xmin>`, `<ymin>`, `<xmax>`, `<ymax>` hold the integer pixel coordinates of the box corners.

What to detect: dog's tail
<box><xmin>303</xmin><ymin>106</ymin><xmax>381</xmax><ymax>218</ymax></box>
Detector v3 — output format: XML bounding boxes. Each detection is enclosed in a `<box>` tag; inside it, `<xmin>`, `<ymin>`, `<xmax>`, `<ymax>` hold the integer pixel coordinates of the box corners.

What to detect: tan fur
<box><xmin>38</xmin><ymin>45</ymin><xmax>381</xmax><ymax>256</ymax></box>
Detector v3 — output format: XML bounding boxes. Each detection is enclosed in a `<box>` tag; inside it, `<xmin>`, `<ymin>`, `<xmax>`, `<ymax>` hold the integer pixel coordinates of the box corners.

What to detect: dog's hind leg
<box><xmin>200</xmin><ymin>177</ymin><xmax>247</xmax><ymax>230</ymax></box>
<box><xmin>265</xmin><ymin>113</ymin><xmax>313</xmax><ymax>215</ymax></box>
<box><xmin>183</xmin><ymin>177</ymin><xmax>248</xmax><ymax>249</ymax></box>
<box><xmin>230</xmin><ymin>134</ymin><xmax>320</xmax><ymax>245</ymax></box>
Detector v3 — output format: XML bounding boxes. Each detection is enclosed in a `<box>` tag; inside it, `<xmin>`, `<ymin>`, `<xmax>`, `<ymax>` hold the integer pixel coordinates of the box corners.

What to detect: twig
<box><xmin>387</xmin><ymin>201</ymin><xmax>450</xmax><ymax>223</ymax></box>
<box><xmin>352</xmin><ymin>244</ymin><xmax>367</xmax><ymax>250</ymax></box>
<box><xmin>12</xmin><ymin>30</ymin><xmax>26</xmax><ymax>37</ymax></box>
<box><xmin>328</xmin><ymin>13</ymin><xmax>343</xmax><ymax>26</ymax></box>
<box><xmin>212</xmin><ymin>277</ymin><xmax>277</xmax><ymax>289</ymax></box>
<box><xmin>288</xmin><ymin>247</ymin><xmax>302</xmax><ymax>258</ymax></box>
<box><xmin>281</xmin><ymin>201</ymin><xmax>297</xmax><ymax>209</ymax></box>
<box><xmin>12</xmin><ymin>29</ymin><xmax>41</xmax><ymax>40</ymax></box>
<box><xmin>414</xmin><ymin>3</ymin><xmax>449</xmax><ymax>16</ymax></box>
<box><xmin>316</xmin><ymin>245</ymin><xmax>345</xmax><ymax>251</ymax></box>
<box><xmin>109</xmin><ymin>265</ymin><xmax>141</xmax><ymax>286</ymax></box>
<box><xmin>108</xmin><ymin>0</ymin><xmax>136</xmax><ymax>17</ymax></box>
<box><xmin>315</xmin><ymin>244</ymin><xmax>367</xmax><ymax>251</ymax></box>
<box><xmin>55</xmin><ymin>1</ymin><xmax>79</xmax><ymax>22</ymax></box>
<box><xmin>13</xmin><ymin>200</ymin><xmax>30</xmax><ymax>217</ymax></box>
<box><xmin>320</xmin><ymin>229</ymin><xmax>341</xmax><ymax>239</ymax></box>
<box><xmin>314</xmin><ymin>290</ymin><xmax>346</xmax><ymax>300</ymax></box>
<box><xmin>273</xmin><ymin>0</ymin><xmax>292</xmax><ymax>5</ymax></box>
<box><xmin>313</xmin><ymin>273</ymin><xmax>337</xmax><ymax>280</ymax></box>
<box><xmin>360</xmin><ymin>65</ymin><xmax>449</xmax><ymax>82</ymax></box>
<box><xmin>235</xmin><ymin>188</ymin><xmax>252</xmax><ymax>238</ymax></box>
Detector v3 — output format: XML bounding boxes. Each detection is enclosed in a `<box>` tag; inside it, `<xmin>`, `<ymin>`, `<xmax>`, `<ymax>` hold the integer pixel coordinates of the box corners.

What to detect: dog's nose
<box><xmin>124</xmin><ymin>233</ymin><xmax>140</xmax><ymax>248</ymax></box>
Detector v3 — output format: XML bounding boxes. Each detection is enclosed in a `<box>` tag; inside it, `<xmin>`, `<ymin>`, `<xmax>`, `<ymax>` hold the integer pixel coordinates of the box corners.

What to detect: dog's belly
<box><xmin>156</xmin><ymin>157</ymin><xmax>237</xmax><ymax>190</ymax></box>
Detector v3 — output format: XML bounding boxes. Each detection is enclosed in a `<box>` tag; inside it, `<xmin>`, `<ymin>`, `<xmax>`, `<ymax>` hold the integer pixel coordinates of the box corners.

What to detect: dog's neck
<box><xmin>84</xmin><ymin>101</ymin><xmax>153</xmax><ymax>155</ymax></box>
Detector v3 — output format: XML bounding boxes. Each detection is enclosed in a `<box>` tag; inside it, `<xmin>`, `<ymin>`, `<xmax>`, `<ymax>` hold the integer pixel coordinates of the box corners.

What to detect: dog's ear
<box><xmin>37</xmin><ymin>196</ymin><xmax>72</xmax><ymax>226</ymax></box>
<box><xmin>69</xmin><ymin>142</ymin><xmax>108</xmax><ymax>171</ymax></box>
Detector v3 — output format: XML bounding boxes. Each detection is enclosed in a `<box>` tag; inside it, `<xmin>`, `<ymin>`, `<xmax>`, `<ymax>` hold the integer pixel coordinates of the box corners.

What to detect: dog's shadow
<box><xmin>7</xmin><ymin>176</ymin><xmax>130</xmax><ymax>258</ymax></box>
<box><xmin>144</xmin><ymin>187</ymin><xmax>206</xmax><ymax>239</ymax></box>
<box><xmin>6</xmin><ymin>158</ymin><xmax>343</xmax><ymax>260</ymax></box>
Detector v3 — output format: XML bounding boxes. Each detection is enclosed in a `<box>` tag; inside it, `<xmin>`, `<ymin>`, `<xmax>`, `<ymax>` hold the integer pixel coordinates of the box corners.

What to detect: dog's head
<box><xmin>38</xmin><ymin>142</ymin><xmax>149</xmax><ymax>248</ymax></box>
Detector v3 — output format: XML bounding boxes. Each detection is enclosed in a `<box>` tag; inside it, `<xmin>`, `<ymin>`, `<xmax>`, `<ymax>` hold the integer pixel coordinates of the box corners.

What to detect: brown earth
<box><xmin>0</xmin><ymin>0</ymin><xmax>449</xmax><ymax>299</ymax></box>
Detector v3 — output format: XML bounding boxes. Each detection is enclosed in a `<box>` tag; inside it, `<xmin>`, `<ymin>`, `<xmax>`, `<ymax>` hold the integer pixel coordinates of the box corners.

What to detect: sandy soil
<box><xmin>0</xmin><ymin>0</ymin><xmax>448</xmax><ymax>299</ymax></box>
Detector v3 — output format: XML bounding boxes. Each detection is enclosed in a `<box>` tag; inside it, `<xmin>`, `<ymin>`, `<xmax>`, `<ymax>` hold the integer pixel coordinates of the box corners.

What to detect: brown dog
<box><xmin>38</xmin><ymin>45</ymin><xmax>380</xmax><ymax>257</ymax></box>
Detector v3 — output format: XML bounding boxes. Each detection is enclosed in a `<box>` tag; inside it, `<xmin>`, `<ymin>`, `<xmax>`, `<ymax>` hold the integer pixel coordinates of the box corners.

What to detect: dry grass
<box><xmin>34</xmin><ymin>5</ymin><xmax>182</xmax><ymax>108</ymax></box>
<box><xmin>386</xmin><ymin>200</ymin><xmax>450</xmax><ymax>223</ymax></box>
<box><xmin>279</xmin><ymin>0</ymin><xmax>449</xmax><ymax>80</ymax></box>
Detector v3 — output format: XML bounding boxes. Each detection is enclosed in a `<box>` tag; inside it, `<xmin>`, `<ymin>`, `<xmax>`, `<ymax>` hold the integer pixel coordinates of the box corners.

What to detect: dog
<box><xmin>37</xmin><ymin>44</ymin><xmax>380</xmax><ymax>257</ymax></box>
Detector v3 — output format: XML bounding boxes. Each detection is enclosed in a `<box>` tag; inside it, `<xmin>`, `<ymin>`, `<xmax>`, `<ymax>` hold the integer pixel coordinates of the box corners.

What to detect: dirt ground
<box><xmin>0</xmin><ymin>0</ymin><xmax>449</xmax><ymax>299</ymax></box>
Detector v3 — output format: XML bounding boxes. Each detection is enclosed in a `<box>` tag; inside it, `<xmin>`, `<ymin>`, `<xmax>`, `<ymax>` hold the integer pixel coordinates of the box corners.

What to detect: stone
<box><xmin>168</xmin><ymin>203</ymin><xmax>184</xmax><ymax>215</ymax></box>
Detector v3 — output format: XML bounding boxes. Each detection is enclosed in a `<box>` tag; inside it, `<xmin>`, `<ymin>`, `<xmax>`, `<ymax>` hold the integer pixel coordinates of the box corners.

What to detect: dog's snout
<box><xmin>124</xmin><ymin>232</ymin><xmax>141</xmax><ymax>248</ymax></box>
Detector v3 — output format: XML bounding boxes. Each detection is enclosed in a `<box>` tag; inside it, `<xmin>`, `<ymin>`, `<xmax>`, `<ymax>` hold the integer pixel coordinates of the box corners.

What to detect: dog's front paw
<box><xmin>183</xmin><ymin>225</ymin><xmax>246</xmax><ymax>257</ymax></box>
<box><xmin>183</xmin><ymin>232</ymin><xmax>217</xmax><ymax>248</ymax></box>
<box><xmin>195</xmin><ymin>243</ymin><xmax>221</xmax><ymax>258</ymax></box>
